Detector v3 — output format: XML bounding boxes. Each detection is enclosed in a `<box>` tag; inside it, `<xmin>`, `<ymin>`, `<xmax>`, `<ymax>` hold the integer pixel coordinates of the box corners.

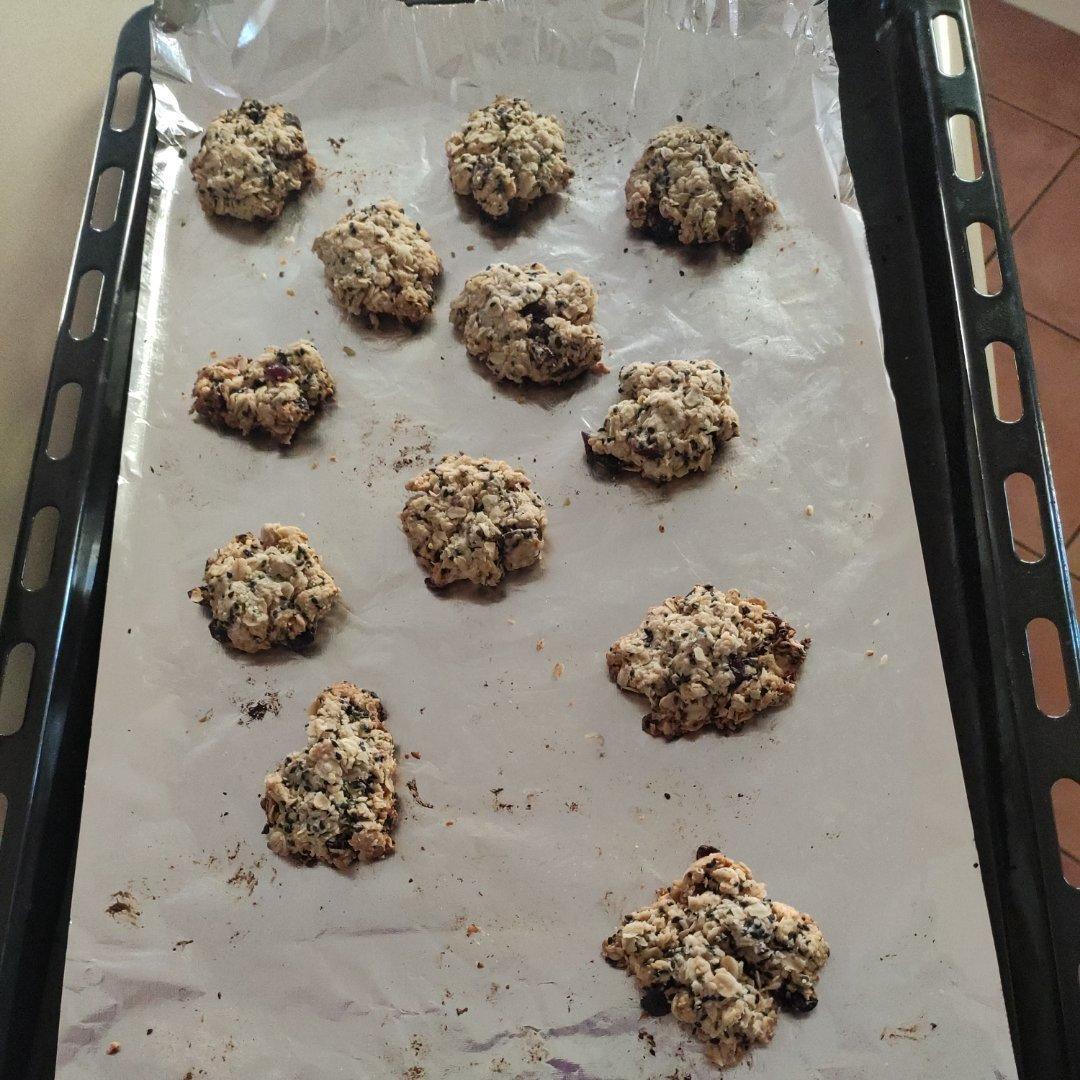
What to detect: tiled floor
<box><xmin>970</xmin><ymin>0</ymin><xmax>1080</xmax><ymax>882</ymax></box>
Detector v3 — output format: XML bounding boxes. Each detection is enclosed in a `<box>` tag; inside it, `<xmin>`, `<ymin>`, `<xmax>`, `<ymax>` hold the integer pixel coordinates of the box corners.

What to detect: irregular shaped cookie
<box><xmin>312</xmin><ymin>199</ymin><xmax>442</xmax><ymax>325</ymax></box>
<box><xmin>190</xmin><ymin>340</ymin><xmax>334</xmax><ymax>446</ymax></box>
<box><xmin>603</xmin><ymin>848</ymin><xmax>829</xmax><ymax>1069</ymax></box>
<box><xmin>189</xmin><ymin>524</ymin><xmax>339</xmax><ymax>653</ymax></box>
<box><xmin>445</xmin><ymin>96</ymin><xmax>572</xmax><ymax>218</ymax></box>
<box><xmin>584</xmin><ymin>360</ymin><xmax>738</xmax><ymax>482</ymax></box>
<box><xmin>263</xmin><ymin>682</ymin><xmax>398</xmax><ymax>869</ymax></box>
<box><xmin>450</xmin><ymin>262</ymin><xmax>603</xmax><ymax>384</ymax></box>
<box><xmin>607</xmin><ymin>585</ymin><xmax>808</xmax><ymax>739</ymax></box>
<box><xmin>625</xmin><ymin>124</ymin><xmax>775</xmax><ymax>249</ymax></box>
<box><xmin>191</xmin><ymin>99</ymin><xmax>317</xmax><ymax>222</ymax></box>
<box><xmin>400</xmin><ymin>453</ymin><xmax>547</xmax><ymax>588</ymax></box>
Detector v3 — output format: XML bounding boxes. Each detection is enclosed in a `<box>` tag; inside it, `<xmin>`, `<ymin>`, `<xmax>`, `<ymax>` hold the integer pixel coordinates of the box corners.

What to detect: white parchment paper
<box><xmin>57</xmin><ymin>2</ymin><xmax>1017</xmax><ymax>1076</ymax></box>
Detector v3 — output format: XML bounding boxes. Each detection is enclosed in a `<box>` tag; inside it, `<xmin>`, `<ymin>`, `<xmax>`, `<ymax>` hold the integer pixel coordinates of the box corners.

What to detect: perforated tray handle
<box><xmin>0</xmin><ymin>8</ymin><xmax>155</xmax><ymax>1073</ymax></box>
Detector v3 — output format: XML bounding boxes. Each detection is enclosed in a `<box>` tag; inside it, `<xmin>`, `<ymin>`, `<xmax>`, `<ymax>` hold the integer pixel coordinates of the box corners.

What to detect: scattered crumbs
<box><xmin>658</xmin><ymin>523</ymin><xmax>666</xmax><ymax>533</ymax></box>
<box><xmin>873</xmin><ymin>617</ymin><xmax>881</xmax><ymax>626</ymax></box>
<box><xmin>563</xmin><ymin>497</ymin><xmax>572</xmax><ymax>507</ymax></box>
<box><xmin>881</xmin><ymin>1020</ymin><xmax>937</xmax><ymax>1042</ymax></box>
<box><xmin>805</xmin><ymin>504</ymin><xmax>814</xmax><ymax>517</ymax></box>
<box><xmin>536</xmin><ymin>639</ymin><xmax>545</xmax><ymax>652</ymax></box>
<box><xmin>880</xmin><ymin>654</ymin><xmax>889</xmax><ymax>666</ymax></box>
<box><xmin>329</xmin><ymin>454</ymin><xmax>338</xmax><ymax>462</ymax></box>
<box><xmin>327</xmin><ymin>135</ymin><xmax>346</xmax><ymax>152</ymax></box>
<box><xmin>552</xmin><ymin>662</ymin><xmax>565</xmax><ymax>679</ymax></box>
<box><xmin>238</xmin><ymin>691</ymin><xmax>280</xmax><ymax>726</ymax></box>
<box><xmin>343</xmin><ymin>345</ymin><xmax>356</xmax><ymax>357</ymax></box>
<box><xmin>209</xmin><ymin>350</ymin><xmax>218</xmax><ymax>359</ymax></box>
<box><xmin>106</xmin><ymin>1042</ymin><xmax>121</xmax><ymax>1056</ymax></box>
<box><xmin>278</xmin><ymin>257</ymin><xmax>287</xmax><ymax>267</ymax></box>
<box><xmin>310</xmin><ymin>460</ymin><xmax>319</xmax><ymax>470</ymax></box>
<box><xmin>466</xmin><ymin>244</ymin><xmax>475</xmax><ymax>252</ymax></box>
<box><xmin>286</xmin><ymin>288</ymin><xmax>295</xmax><ymax>297</ymax></box>
<box><xmin>407</xmin><ymin>778</ymin><xmax>435</xmax><ymax>809</ymax></box>
<box><xmin>507</xmin><ymin>617</ymin><xmax>516</xmax><ymax>625</ymax></box>
<box><xmin>445</xmin><ymin>820</ymin><xmax>455</xmax><ymax>827</ymax></box>
<box><xmin>466</xmin><ymin>924</ymin><xmax>480</xmax><ymax>937</ymax></box>
<box><xmin>865</xmin><ymin>649</ymin><xmax>875</xmax><ymax>657</ymax></box>
<box><xmin>813</xmin><ymin>266</ymin><xmax>820</xmax><ymax>274</ymax></box>
<box><xmin>260</xmin><ymin>272</ymin><xmax>268</xmax><ymax>280</ymax></box>
<box><xmin>638</xmin><ymin>1029</ymin><xmax>657</xmax><ymax>1057</ymax></box>
<box><xmin>172</xmin><ymin>939</ymin><xmax>194</xmax><ymax>951</ymax></box>
<box><xmin>566</xmin><ymin>801</ymin><xmax>580</xmax><ymax>812</ymax></box>
<box><xmin>197</xmin><ymin>710</ymin><xmax>212</xmax><ymax>724</ymax></box>
<box><xmin>675</xmin><ymin>113</ymin><xmax>683</xmax><ymax>122</ymax></box>
<box><xmin>595</xmin><ymin>360</ymin><xmax>611</xmax><ymax>374</ymax></box>
<box><xmin>456</xmin><ymin>1006</ymin><xmax>469</xmax><ymax>1016</ymax></box>
<box><xmin>410</xmin><ymin>750</ymin><xmax>422</xmax><ymax>759</ymax></box>
<box><xmin>105</xmin><ymin>890</ymin><xmax>140</xmax><ymax>925</ymax></box>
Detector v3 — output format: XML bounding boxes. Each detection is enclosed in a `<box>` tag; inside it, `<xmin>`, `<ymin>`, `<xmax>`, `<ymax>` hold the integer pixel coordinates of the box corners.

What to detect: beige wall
<box><xmin>1006</xmin><ymin>0</ymin><xmax>1080</xmax><ymax>35</ymax></box>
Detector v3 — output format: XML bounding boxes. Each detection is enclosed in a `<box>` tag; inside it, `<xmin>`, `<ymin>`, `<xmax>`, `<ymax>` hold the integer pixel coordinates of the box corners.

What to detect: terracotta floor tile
<box><xmin>1012</xmin><ymin>155</ymin><xmax>1080</xmax><ymax>338</ymax></box>
<box><xmin>970</xmin><ymin>0</ymin><xmax>1080</xmax><ymax>136</ymax></box>
<box><xmin>998</xmin><ymin>317</ymin><xmax>1080</xmax><ymax>546</ymax></box>
<box><xmin>1051</xmin><ymin>779</ymin><xmax>1080</xmax><ymax>864</ymax></box>
<box><xmin>984</xmin><ymin>96</ymin><xmax>1079</xmax><ymax>226</ymax></box>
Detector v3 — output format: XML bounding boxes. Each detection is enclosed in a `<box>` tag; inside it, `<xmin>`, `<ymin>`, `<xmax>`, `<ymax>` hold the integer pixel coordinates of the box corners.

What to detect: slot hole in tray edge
<box><xmin>90</xmin><ymin>166</ymin><xmax>124</xmax><ymax>231</ymax></box>
<box><xmin>1050</xmin><ymin>779</ymin><xmax>1080</xmax><ymax>888</ymax></box>
<box><xmin>68</xmin><ymin>269</ymin><xmax>104</xmax><ymax>341</ymax></box>
<box><xmin>1005</xmin><ymin>472</ymin><xmax>1044</xmax><ymax>562</ymax></box>
<box><xmin>1026</xmin><ymin>617</ymin><xmax>1070</xmax><ymax>719</ymax></box>
<box><xmin>0</xmin><ymin>642</ymin><xmax>35</xmax><ymax>737</ymax></box>
<box><xmin>966</xmin><ymin>222</ymin><xmax>1002</xmax><ymax>296</ymax></box>
<box><xmin>948</xmin><ymin>113</ymin><xmax>984</xmax><ymax>181</ymax></box>
<box><xmin>46</xmin><ymin>382</ymin><xmax>82</xmax><ymax>461</ymax></box>
<box><xmin>110</xmin><ymin>71</ymin><xmax>143</xmax><ymax>132</ymax></box>
<box><xmin>987</xmin><ymin>341</ymin><xmax>1022</xmax><ymax>423</ymax></box>
<box><xmin>21</xmin><ymin>507</ymin><xmax>59</xmax><ymax>593</ymax></box>
<box><xmin>931</xmin><ymin>13</ymin><xmax>966</xmax><ymax>77</ymax></box>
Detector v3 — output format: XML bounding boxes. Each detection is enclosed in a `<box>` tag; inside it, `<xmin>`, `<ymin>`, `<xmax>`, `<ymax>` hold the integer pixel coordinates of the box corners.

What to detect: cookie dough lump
<box><xmin>607</xmin><ymin>585</ymin><xmax>808</xmax><ymax>739</ymax></box>
<box><xmin>446</xmin><ymin>96</ymin><xmax>573</xmax><ymax>218</ymax></box>
<box><xmin>450</xmin><ymin>262</ymin><xmax>603</xmax><ymax>384</ymax></box>
<box><xmin>625</xmin><ymin>124</ymin><xmax>775</xmax><ymax>249</ymax></box>
<box><xmin>401</xmin><ymin>453</ymin><xmax>547</xmax><ymax>588</ymax></box>
<box><xmin>603</xmin><ymin>848</ymin><xmax>829</xmax><ymax>1068</ymax></box>
<box><xmin>190</xmin><ymin>524</ymin><xmax>339</xmax><ymax>653</ymax></box>
<box><xmin>263</xmin><ymin>683</ymin><xmax>398</xmax><ymax>868</ymax></box>
<box><xmin>312</xmin><ymin>199</ymin><xmax>442</xmax><ymax>325</ymax></box>
<box><xmin>191</xmin><ymin>99</ymin><xmax>316</xmax><ymax>222</ymax></box>
<box><xmin>585</xmin><ymin>360</ymin><xmax>738</xmax><ymax>482</ymax></box>
<box><xmin>191</xmin><ymin>340</ymin><xmax>334</xmax><ymax>445</ymax></box>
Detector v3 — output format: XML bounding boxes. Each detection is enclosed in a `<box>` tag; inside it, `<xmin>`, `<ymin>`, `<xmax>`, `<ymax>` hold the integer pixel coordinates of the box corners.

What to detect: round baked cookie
<box><xmin>189</xmin><ymin>524</ymin><xmax>339</xmax><ymax>653</ymax></box>
<box><xmin>191</xmin><ymin>340</ymin><xmax>334</xmax><ymax>446</ymax></box>
<box><xmin>445</xmin><ymin>96</ymin><xmax>573</xmax><ymax>218</ymax></box>
<box><xmin>312</xmin><ymin>199</ymin><xmax>442</xmax><ymax>325</ymax></box>
<box><xmin>603</xmin><ymin>848</ymin><xmax>829</xmax><ymax>1068</ymax></box>
<box><xmin>584</xmin><ymin>359</ymin><xmax>739</xmax><ymax>482</ymax></box>
<box><xmin>400</xmin><ymin>453</ymin><xmax>547</xmax><ymax>588</ymax></box>
<box><xmin>625</xmin><ymin>124</ymin><xmax>775</xmax><ymax>249</ymax></box>
<box><xmin>262</xmin><ymin>682</ymin><xmax>398</xmax><ymax>869</ymax></box>
<box><xmin>449</xmin><ymin>262</ymin><xmax>603</xmax><ymax>385</ymax></box>
<box><xmin>191</xmin><ymin>99</ymin><xmax>317</xmax><ymax>222</ymax></box>
<box><xmin>606</xmin><ymin>585</ymin><xmax>809</xmax><ymax>739</ymax></box>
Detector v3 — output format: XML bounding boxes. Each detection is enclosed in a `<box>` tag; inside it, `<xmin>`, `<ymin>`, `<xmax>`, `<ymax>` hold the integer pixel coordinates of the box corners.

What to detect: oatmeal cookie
<box><xmin>445</xmin><ymin>96</ymin><xmax>572</xmax><ymax>218</ymax></box>
<box><xmin>190</xmin><ymin>340</ymin><xmax>334</xmax><ymax>445</ymax></box>
<box><xmin>312</xmin><ymin>199</ymin><xmax>442</xmax><ymax>325</ymax></box>
<box><xmin>189</xmin><ymin>524</ymin><xmax>339</xmax><ymax>653</ymax></box>
<box><xmin>450</xmin><ymin>262</ymin><xmax>603</xmax><ymax>384</ymax></box>
<box><xmin>625</xmin><ymin>124</ymin><xmax>775</xmax><ymax>249</ymax></box>
<box><xmin>191</xmin><ymin>99</ymin><xmax>316</xmax><ymax>222</ymax></box>
<box><xmin>603</xmin><ymin>848</ymin><xmax>829</xmax><ymax>1069</ymax></box>
<box><xmin>263</xmin><ymin>683</ymin><xmax>397</xmax><ymax>869</ymax></box>
<box><xmin>607</xmin><ymin>585</ymin><xmax>808</xmax><ymax>739</ymax></box>
<box><xmin>400</xmin><ymin>453</ymin><xmax>547</xmax><ymax>588</ymax></box>
<box><xmin>584</xmin><ymin>360</ymin><xmax>739</xmax><ymax>482</ymax></box>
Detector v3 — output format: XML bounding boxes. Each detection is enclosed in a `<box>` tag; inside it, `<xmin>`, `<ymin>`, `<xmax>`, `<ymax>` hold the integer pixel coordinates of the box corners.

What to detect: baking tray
<box><xmin>0</xmin><ymin>1</ymin><xmax>1076</xmax><ymax>1076</ymax></box>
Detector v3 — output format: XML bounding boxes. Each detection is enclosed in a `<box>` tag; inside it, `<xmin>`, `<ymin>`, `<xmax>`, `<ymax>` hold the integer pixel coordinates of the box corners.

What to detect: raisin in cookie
<box><xmin>191</xmin><ymin>341</ymin><xmax>334</xmax><ymax>445</ymax></box>
<box><xmin>400</xmin><ymin>453</ymin><xmax>547</xmax><ymax>588</ymax></box>
<box><xmin>450</xmin><ymin>262</ymin><xmax>603</xmax><ymax>385</ymax></box>
<box><xmin>625</xmin><ymin>124</ymin><xmax>775</xmax><ymax>249</ymax></box>
<box><xmin>312</xmin><ymin>199</ymin><xmax>442</xmax><ymax>325</ymax></box>
<box><xmin>263</xmin><ymin>683</ymin><xmax>398</xmax><ymax>869</ymax></box>
<box><xmin>607</xmin><ymin>585</ymin><xmax>808</xmax><ymax>739</ymax></box>
<box><xmin>190</xmin><ymin>524</ymin><xmax>339</xmax><ymax>653</ymax></box>
<box><xmin>585</xmin><ymin>360</ymin><xmax>738</xmax><ymax>482</ymax></box>
<box><xmin>603</xmin><ymin>848</ymin><xmax>829</xmax><ymax>1069</ymax></box>
<box><xmin>445</xmin><ymin>96</ymin><xmax>572</xmax><ymax>218</ymax></box>
<box><xmin>191</xmin><ymin>99</ymin><xmax>316</xmax><ymax>222</ymax></box>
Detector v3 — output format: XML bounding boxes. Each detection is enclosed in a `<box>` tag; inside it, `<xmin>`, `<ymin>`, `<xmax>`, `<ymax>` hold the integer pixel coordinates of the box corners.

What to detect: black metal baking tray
<box><xmin>0</xmin><ymin>1</ymin><xmax>1076</xmax><ymax>1076</ymax></box>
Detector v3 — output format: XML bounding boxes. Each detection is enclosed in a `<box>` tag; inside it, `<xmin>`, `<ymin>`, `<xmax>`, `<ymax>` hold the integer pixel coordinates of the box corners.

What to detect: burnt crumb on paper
<box><xmin>105</xmin><ymin>890</ymin><xmax>140</xmax><ymax>926</ymax></box>
<box><xmin>407</xmin><ymin>778</ymin><xmax>434</xmax><ymax>809</ymax></box>
<box><xmin>237</xmin><ymin>690</ymin><xmax>281</xmax><ymax>726</ymax></box>
<box><xmin>491</xmin><ymin>788</ymin><xmax>515</xmax><ymax>812</ymax></box>
<box><xmin>881</xmin><ymin>1019</ymin><xmax>938</xmax><ymax>1042</ymax></box>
